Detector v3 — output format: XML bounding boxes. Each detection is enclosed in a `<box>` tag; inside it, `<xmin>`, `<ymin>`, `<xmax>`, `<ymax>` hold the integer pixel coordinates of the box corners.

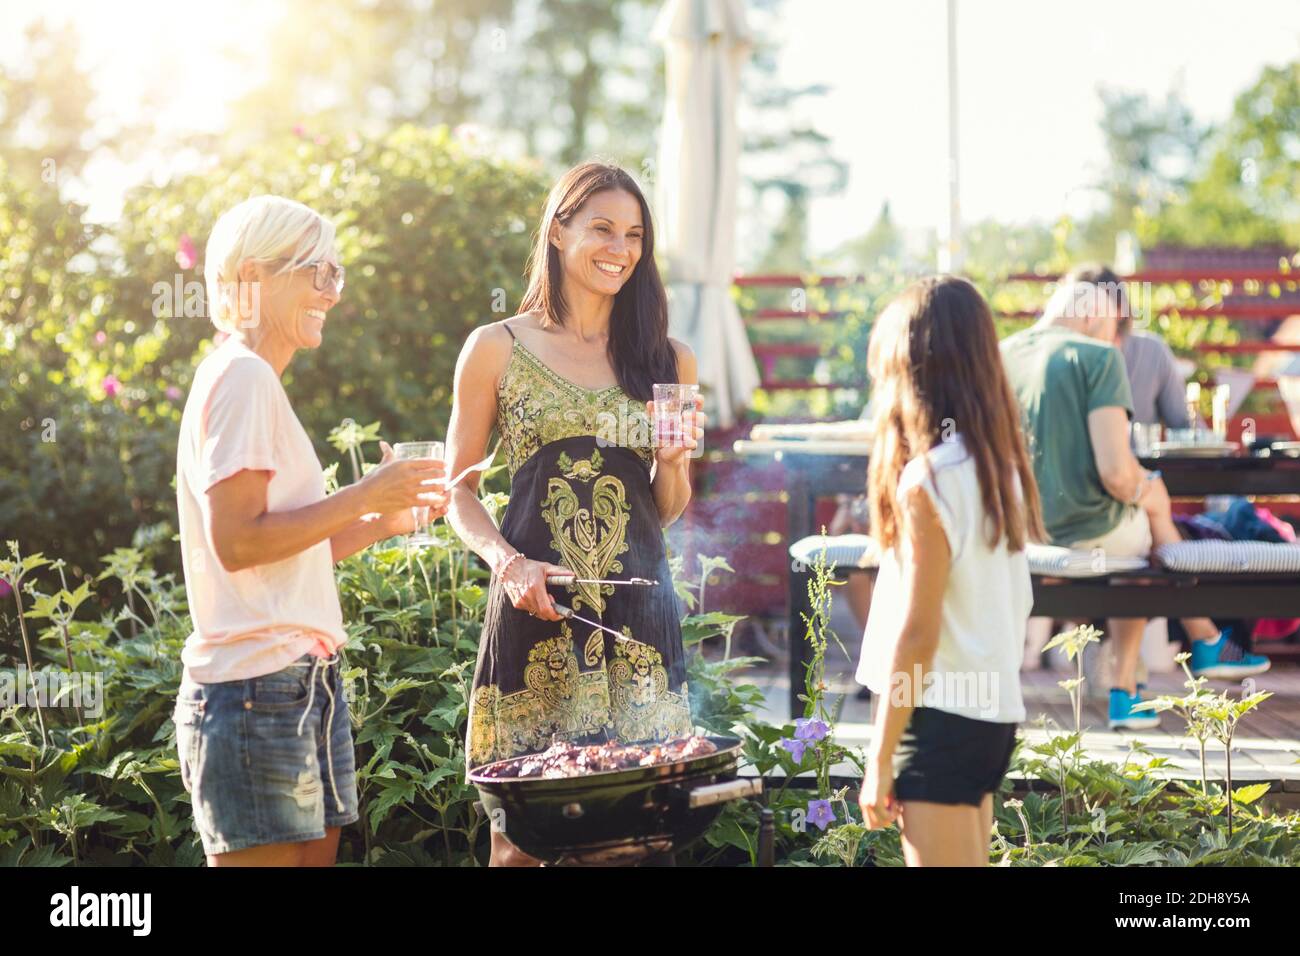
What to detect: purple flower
<box><xmin>94</xmin><ymin>331</ymin><xmax>107</xmax><ymax>345</ymax></box>
<box><xmin>794</xmin><ymin>717</ymin><xmax>830</xmax><ymax>742</ymax></box>
<box><xmin>807</xmin><ymin>799</ymin><xmax>836</xmax><ymax>831</ymax></box>
<box><xmin>176</xmin><ymin>234</ymin><xmax>197</xmax><ymax>270</ymax></box>
<box><xmin>779</xmin><ymin>737</ymin><xmax>808</xmax><ymax>763</ymax></box>
<box><xmin>165</xmin><ymin>385</ymin><xmax>182</xmax><ymax>401</ymax></box>
<box><xmin>0</xmin><ymin>578</ymin><xmax>10</xmax><ymax>599</ymax></box>
<box><xmin>102</xmin><ymin>375</ymin><xmax>121</xmax><ymax>399</ymax></box>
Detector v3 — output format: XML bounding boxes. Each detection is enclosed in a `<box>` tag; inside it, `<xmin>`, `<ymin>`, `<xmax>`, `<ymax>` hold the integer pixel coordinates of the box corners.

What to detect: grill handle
<box><xmin>687</xmin><ymin>777</ymin><xmax>762</xmax><ymax>808</ymax></box>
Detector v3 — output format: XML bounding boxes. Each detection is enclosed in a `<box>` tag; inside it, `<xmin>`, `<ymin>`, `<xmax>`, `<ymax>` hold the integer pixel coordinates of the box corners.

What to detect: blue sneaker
<box><xmin>1108</xmin><ymin>689</ymin><xmax>1160</xmax><ymax>730</ymax></box>
<box><xmin>1189</xmin><ymin>632</ymin><xmax>1271</xmax><ymax>679</ymax></box>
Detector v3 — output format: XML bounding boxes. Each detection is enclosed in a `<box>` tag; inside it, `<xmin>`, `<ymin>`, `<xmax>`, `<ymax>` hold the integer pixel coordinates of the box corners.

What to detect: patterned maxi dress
<box><xmin>466</xmin><ymin>331</ymin><xmax>694</xmax><ymax>769</ymax></box>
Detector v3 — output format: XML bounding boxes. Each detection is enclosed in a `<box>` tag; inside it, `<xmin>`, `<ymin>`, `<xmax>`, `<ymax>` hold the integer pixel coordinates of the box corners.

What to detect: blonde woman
<box><xmin>173</xmin><ymin>195</ymin><xmax>447</xmax><ymax>866</ymax></box>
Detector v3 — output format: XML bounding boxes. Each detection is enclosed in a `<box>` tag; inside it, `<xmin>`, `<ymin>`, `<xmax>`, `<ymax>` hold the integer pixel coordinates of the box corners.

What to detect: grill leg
<box><xmin>757</xmin><ymin>806</ymin><xmax>775</xmax><ymax>867</ymax></box>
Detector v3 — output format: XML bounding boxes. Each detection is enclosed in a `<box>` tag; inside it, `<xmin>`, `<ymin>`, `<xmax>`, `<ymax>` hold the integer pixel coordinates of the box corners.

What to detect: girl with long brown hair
<box><xmin>444</xmin><ymin>161</ymin><xmax>705</xmax><ymax>866</ymax></box>
<box><xmin>856</xmin><ymin>275</ymin><xmax>1044</xmax><ymax>866</ymax></box>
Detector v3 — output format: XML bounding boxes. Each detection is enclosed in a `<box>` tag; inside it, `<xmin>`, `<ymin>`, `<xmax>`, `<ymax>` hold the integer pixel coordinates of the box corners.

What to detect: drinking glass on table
<box><xmin>1212</xmin><ymin>384</ymin><xmax>1231</xmax><ymax>442</ymax></box>
<box><xmin>1131</xmin><ymin>421</ymin><xmax>1161</xmax><ymax>457</ymax></box>
<box><xmin>652</xmin><ymin>383</ymin><xmax>700</xmax><ymax>452</ymax></box>
<box><xmin>393</xmin><ymin>441</ymin><xmax>444</xmax><ymax>545</ymax></box>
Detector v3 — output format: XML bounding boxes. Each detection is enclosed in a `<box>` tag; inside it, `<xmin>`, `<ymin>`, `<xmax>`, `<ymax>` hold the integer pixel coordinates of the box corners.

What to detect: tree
<box><xmin>222</xmin><ymin>0</ymin><xmax>663</xmax><ymax>173</ymax></box>
<box><xmin>224</xmin><ymin>0</ymin><xmax>515</xmax><ymax>145</ymax></box>
<box><xmin>1145</xmin><ymin>62</ymin><xmax>1300</xmax><ymax>248</ymax></box>
<box><xmin>0</xmin><ymin>20</ymin><xmax>97</xmax><ymax>185</ymax></box>
<box><xmin>483</xmin><ymin>0</ymin><xmax>663</xmax><ymax>168</ymax></box>
<box><xmin>1080</xmin><ymin>86</ymin><xmax>1209</xmax><ymax>260</ymax></box>
<box><xmin>826</xmin><ymin>202</ymin><xmax>905</xmax><ymax>274</ymax></box>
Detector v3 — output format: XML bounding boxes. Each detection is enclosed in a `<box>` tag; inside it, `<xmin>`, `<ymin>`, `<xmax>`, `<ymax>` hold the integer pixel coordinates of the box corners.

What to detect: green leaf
<box><xmin>367</xmin><ymin>778</ymin><xmax>417</xmax><ymax>831</ymax></box>
<box><xmin>1231</xmin><ymin>783</ymin><xmax>1271</xmax><ymax>806</ymax></box>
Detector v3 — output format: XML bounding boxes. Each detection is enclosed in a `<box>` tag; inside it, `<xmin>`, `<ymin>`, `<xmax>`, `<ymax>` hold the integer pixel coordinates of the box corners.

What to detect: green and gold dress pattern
<box><xmin>467</xmin><ymin>333</ymin><xmax>692</xmax><ymax>768</ymax></box>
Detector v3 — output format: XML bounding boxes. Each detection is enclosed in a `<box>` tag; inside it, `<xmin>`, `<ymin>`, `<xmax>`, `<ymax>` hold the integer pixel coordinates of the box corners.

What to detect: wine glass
<box><xmin>393</xmin><ymin>441</ymin><xmax>444</xmax><ymax>546</ymax></box>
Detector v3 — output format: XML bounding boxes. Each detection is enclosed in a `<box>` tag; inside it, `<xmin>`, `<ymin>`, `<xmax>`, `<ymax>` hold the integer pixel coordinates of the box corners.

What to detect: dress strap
<box><xmin>503</xmin><ymin>323</ymin><xmax>517</xmax><ymax>341</ymax></box>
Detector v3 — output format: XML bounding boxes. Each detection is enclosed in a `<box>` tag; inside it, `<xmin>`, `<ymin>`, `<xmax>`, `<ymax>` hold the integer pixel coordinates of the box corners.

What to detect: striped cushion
<box><xmin>787</xmin><ymin>536</ymin><xmax>1150</xmax><ymax>578</ymax></box>
<box><xmin>1155</xmin><ymin>540</ymin><xmax>1300</xmax><ymax>574</ymax></box>
<box><xmin>789</xmin><ymin>534</ymin><xmax>880</xmax><ymax>570</ymax></box>
<box><xmin>1026</xmin><ymin>544</ymin><xmax>1148</xmax><ymax>577</ymax></box>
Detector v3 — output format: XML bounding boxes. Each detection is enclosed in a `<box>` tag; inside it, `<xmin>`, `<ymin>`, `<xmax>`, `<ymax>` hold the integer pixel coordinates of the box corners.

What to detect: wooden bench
<box><xmin>786</xmin><ymin>558</ymin><xmax>1300</xmax><ymax>718</ymax></box>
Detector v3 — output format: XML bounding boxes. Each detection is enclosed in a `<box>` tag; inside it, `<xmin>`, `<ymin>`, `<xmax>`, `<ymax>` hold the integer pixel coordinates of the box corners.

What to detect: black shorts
<box><xmin>892</xmin><ymin>707</ymin><xmax>1018</xmax><ymax>807</ymax></box>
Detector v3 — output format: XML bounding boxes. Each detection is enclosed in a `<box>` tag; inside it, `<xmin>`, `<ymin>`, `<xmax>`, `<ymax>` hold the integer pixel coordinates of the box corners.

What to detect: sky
<box><xmin>4</xmin><ymin>0</ymin><xmax>1299</xmax><ymax>256</ymax></box>
<box><xmin>781</xmin><ymin>0</ymin><xmax>1300</xmax><ymax>252</ymax></box>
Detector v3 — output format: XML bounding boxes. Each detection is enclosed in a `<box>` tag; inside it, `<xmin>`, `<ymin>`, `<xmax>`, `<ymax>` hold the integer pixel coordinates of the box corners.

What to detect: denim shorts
<box><xmin>173</xmin><ymin>653</ymin><xmax>359</xmax><ymax>856</ymax></box>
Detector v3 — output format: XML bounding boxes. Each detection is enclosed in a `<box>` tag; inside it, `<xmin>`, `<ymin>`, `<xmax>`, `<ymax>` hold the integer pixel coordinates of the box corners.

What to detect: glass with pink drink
<box><xmin>652</xmin><ymin>384</ymin><xmax>699</xmax><ymax>449</ymax></box>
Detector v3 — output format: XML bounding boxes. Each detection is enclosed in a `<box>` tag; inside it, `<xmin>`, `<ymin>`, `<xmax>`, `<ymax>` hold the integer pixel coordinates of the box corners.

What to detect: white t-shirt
<box><xmin>176</xmin><ymin>338</ymin><xmax>346</xmax><ymax>684</ymax></box>
<box><xmin>855</xmin><ymin>434</ymin><xmax>1030</xmax><ymax>723</ymax></box>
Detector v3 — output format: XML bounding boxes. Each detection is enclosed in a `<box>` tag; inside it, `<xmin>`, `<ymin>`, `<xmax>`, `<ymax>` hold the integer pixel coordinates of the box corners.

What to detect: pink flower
<box><xmin>0</xmin><ymin>578</ymin><xmax>11</xmax><ymax>599</ymax></box>
<box><xmin>102</xmin><ymin>375</ymin><xmax>121</xmax><ymax>399</ymax></box>
<box><xmin>166</xmin><ymin>385</ymin><xmax>182</xmax><ymax>400</ymax></box>
<box><xmin>95</xmin><ymin>331</ymin><xmax>107</xmax><ymax>345</ymax></box>
<box><xmin>293</xmin><ymin>123</ymin><xmax>306</xmax><ymax>138</ymax></box>
<box><xmin>176</xmin><ymin>234</ymin><xmax>197</xmax><ymax>270</ymax></box>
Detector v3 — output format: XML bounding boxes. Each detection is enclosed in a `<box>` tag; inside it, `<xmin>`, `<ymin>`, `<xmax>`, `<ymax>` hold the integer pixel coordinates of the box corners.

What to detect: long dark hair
<box><xmin>867</xmin><ymin>275</ymin><xmax>1045</xmax><ymax>552</ymax></box>
<box><xmin>518</xmin><ymin>161</ymin><xmax>677</xmax><ymax>401</ymax></box>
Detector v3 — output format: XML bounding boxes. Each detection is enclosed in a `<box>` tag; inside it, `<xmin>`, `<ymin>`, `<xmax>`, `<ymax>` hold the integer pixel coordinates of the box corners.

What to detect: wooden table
<box><xmin>734</xmin><ymin>439</ymin><xmax>1300</xmax><ymax>550</ymax></box>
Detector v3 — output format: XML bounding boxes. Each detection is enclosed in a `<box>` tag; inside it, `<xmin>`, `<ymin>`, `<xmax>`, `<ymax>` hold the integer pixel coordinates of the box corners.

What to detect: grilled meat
<box><xmin>478</xmin><ymin>736</ymin><xmax>718</xmax><ymax>779</ymax></box>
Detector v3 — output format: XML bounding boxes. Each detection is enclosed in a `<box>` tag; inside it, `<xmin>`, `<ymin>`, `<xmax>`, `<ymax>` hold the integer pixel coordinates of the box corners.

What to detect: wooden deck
<box><xmin>746</xmin><ymin>662</ymin><xmax>1300</xmax><ymax>793</ymax></box>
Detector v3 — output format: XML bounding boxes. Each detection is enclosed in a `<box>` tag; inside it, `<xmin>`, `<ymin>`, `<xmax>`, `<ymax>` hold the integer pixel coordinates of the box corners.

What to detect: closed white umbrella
<box><xmin>653</xmin><ymin>0</ymin><xmax>759</xmax><ymax>429</ymax></box>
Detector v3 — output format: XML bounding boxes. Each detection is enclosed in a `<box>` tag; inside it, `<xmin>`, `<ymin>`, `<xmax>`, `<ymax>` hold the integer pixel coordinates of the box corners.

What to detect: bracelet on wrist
<box><xmin>495</xmin><ymin>551</ymin><xmax>525</xmax><ymax>579</ymax></box>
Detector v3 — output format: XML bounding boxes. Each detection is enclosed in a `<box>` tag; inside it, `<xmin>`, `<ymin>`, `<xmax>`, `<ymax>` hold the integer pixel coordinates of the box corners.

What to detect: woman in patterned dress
<box><xmin>445</xmin><ymin>162</ymin><xmax>706</xmax><ymax>866</ymax></box>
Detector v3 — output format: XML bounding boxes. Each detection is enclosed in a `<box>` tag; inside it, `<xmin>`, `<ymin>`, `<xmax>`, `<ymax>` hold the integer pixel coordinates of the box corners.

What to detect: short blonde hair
<box><xmin>204</xmin><ymin>195</ymin><xmax>337</xmax><ymax>333</ymax></box>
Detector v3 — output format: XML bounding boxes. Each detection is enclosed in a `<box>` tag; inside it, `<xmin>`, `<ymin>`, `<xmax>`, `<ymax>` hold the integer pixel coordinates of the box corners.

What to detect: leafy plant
<box><xmin>1139</xmin><ymin>652</ymin><xmax>1271</xmax><ymax>835</ymax></box>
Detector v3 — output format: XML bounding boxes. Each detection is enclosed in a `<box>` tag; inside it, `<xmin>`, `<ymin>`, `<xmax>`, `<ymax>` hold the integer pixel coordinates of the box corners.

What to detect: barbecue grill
<box><xmin>469</xmin><ymin>735</ymin><xmax>763</xmax><ymax>866</ymax></box>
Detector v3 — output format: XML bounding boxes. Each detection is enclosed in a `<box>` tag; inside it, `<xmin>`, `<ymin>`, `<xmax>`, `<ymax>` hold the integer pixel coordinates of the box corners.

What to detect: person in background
<box><xmin>857</xmin><ymin>276</ymin><xmax>1043</xmax><ymax>866</ymax></box>
<box><xmin>1106</xmin><ymin>264</ymin><xmax>1191</xmax><ymax>689</ymax></box>
<box><xmin>1103</xmin><ymin>264</ymin><xmax>1192</xmax><ymax>430</ymax></box>
<box><xmin>1000</xmin><ymin>265</ymin><xmax>1269</xmax><ymax>731</ymax></box>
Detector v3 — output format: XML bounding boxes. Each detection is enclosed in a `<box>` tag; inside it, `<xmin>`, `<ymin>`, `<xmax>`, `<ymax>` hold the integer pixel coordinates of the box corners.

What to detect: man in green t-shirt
<box><xmin>1001</xmin><ymin>317</ymin><xmax>1136</xmax><ymax>546</ymax></box>
<box><xmin>1001</xmin><ymin>265</ymin><xmax>1268</xmax><ymax>729</ymax></box>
